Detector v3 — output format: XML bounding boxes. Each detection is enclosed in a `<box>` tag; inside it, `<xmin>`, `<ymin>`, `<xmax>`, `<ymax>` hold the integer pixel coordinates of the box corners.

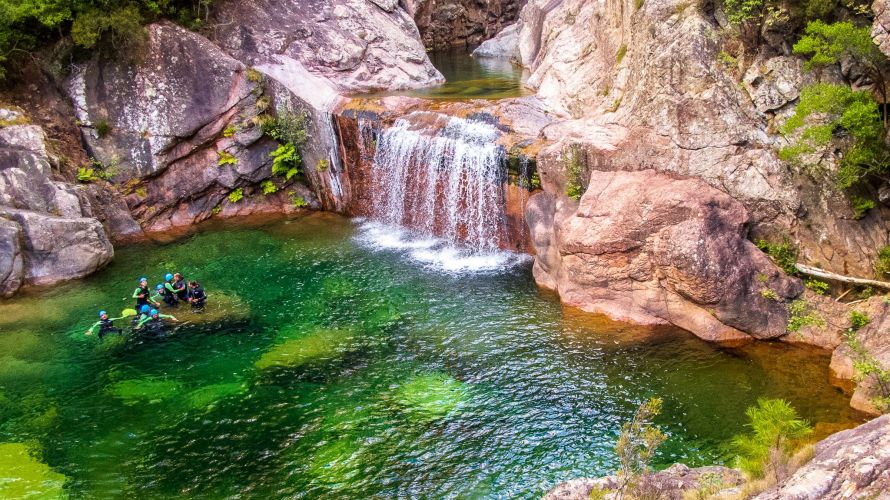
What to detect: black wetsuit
<box><xmin>173</xmin><ymin>278</ymin><xmax>188</xmax><ymax>301</ymax></box>
<box><xmin>189</xmin><ymin>286</ymin><xmax>207</xmax><ymax>309</ymax></box>
<box><xmin>134</xmin><ymin>285</ymin><xmax>150</xmax><ymax>310</ymax></box>
<box><xmin>97</xmin><ymin>318</ymin><xmax>121</xmax><ymax>339</ymax></box>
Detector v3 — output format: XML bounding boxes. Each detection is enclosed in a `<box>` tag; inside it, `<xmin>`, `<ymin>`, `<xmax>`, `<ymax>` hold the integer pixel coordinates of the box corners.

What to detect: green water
<box><xmin>357</xmin><ymin>49</ymin><xmax>531</xmax><ymax>100</ymax></box>
<box><xmin>0</xmin><ymin>214</ymin><xmax>861</xmax><ymax>498</ymax></box>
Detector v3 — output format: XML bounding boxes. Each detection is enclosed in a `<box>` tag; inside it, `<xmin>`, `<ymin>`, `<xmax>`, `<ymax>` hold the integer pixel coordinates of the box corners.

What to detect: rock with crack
<box><xmin>0</xmin><ymin>118</ymin><xmax>113</xmax><ymax>295</ymax></box>
<box><xmin>211</xmin><ymin>0</ymin><xmax>444</xmax><ymax>92</ymax></box>
<box><xmin>527</xmin><ymin>167</ymin><xmax>803</xmax><ymax>342</ymax></box>
<box><xmin>753</xmin><ymin>414</ymin><xmax>890</xmax><ymax>499</ymax></box>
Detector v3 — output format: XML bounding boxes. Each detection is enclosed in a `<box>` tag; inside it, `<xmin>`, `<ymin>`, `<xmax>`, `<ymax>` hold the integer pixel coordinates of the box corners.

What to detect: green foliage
<box><xmin>755</xmin><ymin>238</ymin><xmax>799</xmax><ymax>276</ymax></box>
<box><xmin>732</xmin><ymin>399</ymin><xmax>812</xmax><ymax>479</ymax></box>
<box><xmin>270</xmin><ymin>143</ymin><xmax>300</xmax><ymax>180</ymax></box>
<box><xmin>850</xmin><ymin>195</ymin><xmax>875</xmax><ymax>218</ymax></box>
<box><xmin>717</xmin><ymin>50</ymin><xmax>738</xmax><ymax>68</ymax></box>
<box><xmin>217</xmin><ymin>150</ymin><xmax>238</xmax><ymax>167</ymax></box>
<box><xmin>876</xmin><ymin>246</ymin><xmax>890</xmax><ymax>279</ymax></box>
<box><xmin>724</xmin><ymin>0</ymin><xmax>764</xmax><ymax>24</ymax></box>
<box><xmin>844</xmin><ymin>330</ymin><xmax>890</xmax><ymax>413</ymax></box>
<box><xmin>616</xmin><ymin>44</ymin><xmax>627</xmax><ymax>64</ymax></box>
<box><xmin>805</xmin><ymin>279</ymin><xmax>829</xmax><ymax>295</ymax></box>
<box><xmin>245</xmin><ymin>67</ymin><xmax>263</xmax><ymax>84</ymax></box>
<box><xmin>289</xmin><ymin>192</ymin><xmax>308</xmax><ymax>208</ymax></box>
<box><xmin>787</xmin><ymin>299</ymin><xmax>826</xmax><ymax>333</ymax></box>
<box><xmin>849</xmin><ymin>310</ymin><xmax>870</xmax><ymax>331</ymax></box>
<box><xmin>761</xmin><ymin>288</ymin><xmax>780</xmax><ymax>301</ymax></box>
<box><xmin>316</xmin><ymin>158</ymin><xmax>330</xmax><ymax>172</ymax></box>
<box><xmin>77</xmin><ymin>167</ymin><xmax>97</xmax><ymax>183</ymax></box>
<box><xmin>793</xmin><ymin>21</ymin><xmax>884</xmax><ymax>72</ymax></box>
<box><xmin>564</xmin><ymin>146</ymin><xmax>585</xmax><ymax>200</ymax></box>
<box><xmin>262</xmin><ymin>110</ymin><xmax>308</xmax><ymax>148</ymax></box>
<box><xmin>261</xmin><ymin>180</ymin><xmax>277</xmax><ymax>195</ymax></box>
<box><xmin>223</xmin><ymin>125</ymin><xmax>237</xmax><ymax>138</ymax></box>
<box><xmin>614</xmin><ymin>397</ymin><xmax>667</xmax><ymax>497</ymax></box>
<box><xmin>0</xmin><ymin>0</ymin><xmax>213</xmax><ymax>81</ymax></box>
<box><xmin>227</xmin><ymin>187</ymin><xmax>243</xmax><ymax>204</ymax></box>
<box><xmin>95</xmin><ymin>119</ymin><xmax>111</xmax><ymax>138</ymax></box>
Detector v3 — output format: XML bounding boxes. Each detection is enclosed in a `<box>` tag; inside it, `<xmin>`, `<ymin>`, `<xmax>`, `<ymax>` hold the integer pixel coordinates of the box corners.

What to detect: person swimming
<box><xmin>187</xmin><ymin>281</ymin><xmax>207</xmax><ymax>311</ymax></box>
<box><xmin>135</xmin><ymin>308</ymin><xmax>178</xmax><ymax>334</ymax></box>
<box><xmin>85</xmin><ymin>310</ymin><xmax>123</xmax><ymax>339</ymax></box>
<box><xmin>132</xmin><ymin>304</ymin><xmax>152</xmax><ymax>326</ymax></box>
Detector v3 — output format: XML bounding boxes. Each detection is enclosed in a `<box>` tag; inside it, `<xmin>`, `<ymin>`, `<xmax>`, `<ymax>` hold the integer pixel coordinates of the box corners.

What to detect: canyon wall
<box><xmin>405</xmin><ymin>0</ymin><xmax>527</xmax><ymax>49</ymax></box>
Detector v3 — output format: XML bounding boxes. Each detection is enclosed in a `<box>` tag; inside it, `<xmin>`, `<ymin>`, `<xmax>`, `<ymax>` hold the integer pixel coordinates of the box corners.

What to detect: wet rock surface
<box><xmin>527</xmin><ymin>168</ymin><xmax>802</xmax><ymax>342</ymax></box>
<box><xmin>544</xmin><ymin>464</ymin><xmax>744</xmax><ymax>499</ymax></box>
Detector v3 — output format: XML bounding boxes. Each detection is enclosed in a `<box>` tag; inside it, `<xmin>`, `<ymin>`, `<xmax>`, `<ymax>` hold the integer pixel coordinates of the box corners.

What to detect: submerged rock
<box><xmin>107</xmin><ymin>377</ymin><xmax>182</xmax><ymax>405</ymax></box>
<box><xmin>0</xmin><ymin>442</ymin><xmax>68</xmax><ymax>498</ymax></box>
<box><xmin>391</xmin><ymin>372</ymin><xmax>469</xmax><ymax>421</ymax></box>
<box><xmin>255</xmin><ymin>327</ymin><xmax>358</xmax><ymax>370</ymax></box>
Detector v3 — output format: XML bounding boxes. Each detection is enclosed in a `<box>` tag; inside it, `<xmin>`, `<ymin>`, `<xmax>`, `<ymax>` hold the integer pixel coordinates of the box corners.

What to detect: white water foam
<box><xmin>354</xmin><ymin>219</ymin><xmax>530</xmax><ymax>274</ymax></box>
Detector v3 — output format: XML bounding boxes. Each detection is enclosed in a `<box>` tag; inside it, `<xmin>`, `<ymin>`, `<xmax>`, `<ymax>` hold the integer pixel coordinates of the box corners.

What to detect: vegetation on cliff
<box><xmin>0</xmin><ymin>0</ymin><xmax>212</xmax><ymax>81</ymax></box>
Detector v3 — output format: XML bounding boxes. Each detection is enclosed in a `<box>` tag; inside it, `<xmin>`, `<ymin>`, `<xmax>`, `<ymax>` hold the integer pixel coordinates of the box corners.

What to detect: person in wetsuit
<box><xmin>133</xmin><ymin>277</ymin><xmax>159</xmax><ymax>311</ymax></box>
<box><xmin>187</xmin><ymin>281</ymin><xmax>207</xmax><ymax>311</ymax></box>
<box><xmin>162</xmin><ymin>274</ymin><xmax>179</xmax><ymax>307</ymax></box>
<box><xmin>154</xmin><ymin>283</ymin><xmax>177</xmax><ymax>307</ymax></box>
<box><xmin>132</xmin><ymin>305</ymin><xmax>151</xmax><ymax>326</ymax></box>
<box><xmin>85</xmin><ymin>310</ymin><xmax>123</xmax><ymax>339</ymax></box>
<box><xmin>135</xmin><ymin>308</ymin><xmax>178</xmax><ymax>335</ymax></box>
<box><xmin>173</xmin><ymin>273</ymin><xmax>188</xmax><ymax>301</ymax></box>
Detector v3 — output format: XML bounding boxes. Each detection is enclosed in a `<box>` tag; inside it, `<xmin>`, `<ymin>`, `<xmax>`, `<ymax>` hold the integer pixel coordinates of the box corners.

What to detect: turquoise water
<box><xmin>356</xmin><ymin>49</ymin><xmax>531</xmax><ymax>100</ymax></box>
<box><xmin>0</xmin><ymin>214</ymin><xmax>860</xmax><ymax>498</ymax></box>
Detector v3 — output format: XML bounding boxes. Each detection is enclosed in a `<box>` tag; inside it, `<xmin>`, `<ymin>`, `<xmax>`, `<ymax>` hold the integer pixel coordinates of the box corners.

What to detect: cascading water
<box><xmin>355</xmin><ymin>111</ymin><xmax>526</xmax><ymax>272</ymax></box>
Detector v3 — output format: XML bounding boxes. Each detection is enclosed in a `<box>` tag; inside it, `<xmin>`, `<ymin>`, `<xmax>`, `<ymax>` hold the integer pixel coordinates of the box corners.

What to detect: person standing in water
<box><xmin>85</xmin><ymin>310</ymin><xmax>123</xmax><ymax>339</ymax></box>
<box><xmin>136</xmin><ymin>308</ymin><xmax>178</xmax><ymax>333</ymax></box>
<box><xmin>187</xmin><ymin>281</ymin><xmax>207</xmax><ymax>311</ymax></box>
<box><xmin>163</xmin><ymin>274</ymin><xmax>180</xmax><ymax>307</ymax></box>
<box><xmin>173</xmin><ymin>273</ymin><xmax>188</xmax><ymax>301</ymax></box>
<box><xmin>133</xmin><ymin>277</ymin><xmax>158</xmax><ymax>311</ymax></box>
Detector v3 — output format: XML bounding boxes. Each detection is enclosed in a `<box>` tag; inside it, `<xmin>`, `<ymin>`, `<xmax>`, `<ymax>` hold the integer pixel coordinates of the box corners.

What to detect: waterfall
<box><xmin>356</xmin><ymin>111</ymin><xmax>525</xmax><ymax>272</ymax></box>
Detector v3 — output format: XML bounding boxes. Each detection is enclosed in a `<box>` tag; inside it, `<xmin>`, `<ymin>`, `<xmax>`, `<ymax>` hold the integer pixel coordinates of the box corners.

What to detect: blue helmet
<box><xmin>150</xmin><ymin>309</ymin><xmax>159</xmax><ymax>316</ymax></box>
<box><xmin>156</xmin><ymin>284</ymin><xmax>164</xmax><ymax>291</ymax></box>
<box><xmin>140</xmin><ymin>305</ymin><xmax>151</xmax><ymax>314</ymax></box>
<box><xmin>138</xmin><ymin>276</ymin><xmax>148</xmax><ymax>283</ymax></box>
<box><xmin>99</xmin><ymin>310</ymin><xmax>107</xmax><ymax>317</ymax></box>
<box><xmin>165</xmin><ymin>273</ymin><xmax>173</xmax><ymax>281</ymax></box>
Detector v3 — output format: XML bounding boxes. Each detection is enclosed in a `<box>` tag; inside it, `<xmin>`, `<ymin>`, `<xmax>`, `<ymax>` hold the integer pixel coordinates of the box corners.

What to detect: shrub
<box><xmin>261</xmin><ymin>180</ymin><xmax>278</xmax><ymax>195</ymax></box>
<box><xmin>614</xmin><ymin>397</ymin><xmax>667</xmax><ymax>497</ymax></box>
<box><xmin>875</xmin><ymin>246</ymin><xmax>890</xmax><ymax>280</ymax></box>
<box><xmin>724</xmin><ymin>0</ymin><xmax>764</xmax><ymax>24</ymax></box>
<box><xmin>316</xmin><ymin>158</ymin><xmax>330</xmax><ymax>172</ymax></box>
<box><xmin>849</xmin><ymin>310</ymin><xmax>870</xmax><ymax>331</ymax></box>
<box><xmin>850</xmin><ymin>195</ymin><xmax>875</xmax><ymax>219</ymax></box>
<box><xmin>805</xmin><ymin>279</ymin><xmax>829</xmax><ymax>295</ymax></box>
<box><xmin>761</xmin><ymin>288</ymin><xmax>779</xmax><ymax>301</ymax></box>
<box><xmin>732</xmin><ymin>399</ymin><xmax>812</xmax><ymax>481</ymax></box>
<box><xmin>217</xmin><ymin>151</ymin><xmax>238</xmax><ymax>167</ymax></box>
<box><xmin>270</xmin><ymin>144</ymin><xmax>300</xmax><ymax>180</ymax></box>
<box><xmin>245</xmin><ymin>67</ymin><xmax>263</xmax><ymax>83</ymax></box>
<box><xmin>227</xmin><ymin>188</ymin><xmax>243</xmax><ymax>203</ymax></box>
<box><xmin>95</xmin><ymin>119</ymin><xmax>111</xmax><ymax>138</ymax></box>
<box><xmin>787</xmin><ymin>299</ymin><xmax>825</xmax><ymax>333</ymax></box>
<box><xmin>755</xmin><ymin>238</ymin><xmax>799</xmax><ymax>276</ymax></box>
<box><xmin>844</xmin><ymin>330</ymin><xmax>890</xmax><ymax>413</ymax></box>
<box><xmin>77</xmin><ymin>167</ymin><xmax>97</xmax><ymax>183</ymax></box>
<box><xmin>289</xmin><ymin>193</ymin><xmax>308</xmax><ymax>208</ymax></box>
<box><xmin>262</xmin><ymin>111</ymin><xmax>308</xmax><ymax>149</ymax></box>
<box><xmin>223</xmin><ymin>125</ymin><xmax>237</xmax><ymax>138</ymax></box>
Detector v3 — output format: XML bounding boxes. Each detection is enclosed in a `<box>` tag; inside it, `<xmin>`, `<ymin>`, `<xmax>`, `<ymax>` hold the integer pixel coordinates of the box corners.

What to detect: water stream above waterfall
<box><xmin>0</xmin><ymin>215</ymin><xmax>863</xmax><ymax>498</ymax></box>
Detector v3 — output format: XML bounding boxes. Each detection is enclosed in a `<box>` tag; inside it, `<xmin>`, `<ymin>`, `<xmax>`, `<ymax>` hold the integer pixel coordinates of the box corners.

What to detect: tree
<box><xmin>732</xmin><ymin>399</ymin><xmax>812</xmax><ymax>481</ymax></box>
<box><xmin>614</xmin><ymin>397</ymin><xmax>667</xmax><ymax>498</ymax></box>
<box><xmin>780</xmin><ymin>83</ymin><xmax>890</xmax><ymax>189</ymax></box>
<box><xmin>794</xmin><ymin>21</ymin><xmax>890</xmax><ymax>129</ymax></box>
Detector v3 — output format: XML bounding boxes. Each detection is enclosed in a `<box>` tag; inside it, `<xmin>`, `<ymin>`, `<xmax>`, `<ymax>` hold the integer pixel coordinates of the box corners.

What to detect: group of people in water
<box><xmin>86</xmin><ymin>273</ymin><xmax>208</xmax><ymax>339</ymax></box>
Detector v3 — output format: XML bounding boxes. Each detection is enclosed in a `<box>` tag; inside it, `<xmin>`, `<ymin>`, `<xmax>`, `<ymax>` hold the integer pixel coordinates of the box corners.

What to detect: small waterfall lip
<box><xmin>353</xmin><ymin>219</ymin><xmax>531</xmax><ymax>274</ymax></box>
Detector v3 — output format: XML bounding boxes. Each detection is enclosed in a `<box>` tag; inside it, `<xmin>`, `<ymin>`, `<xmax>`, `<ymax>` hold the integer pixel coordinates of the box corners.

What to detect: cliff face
<box><xmin>406</xmin><ymin>0</ymin><xmax>527</xmax><ymax>49</ymax></box>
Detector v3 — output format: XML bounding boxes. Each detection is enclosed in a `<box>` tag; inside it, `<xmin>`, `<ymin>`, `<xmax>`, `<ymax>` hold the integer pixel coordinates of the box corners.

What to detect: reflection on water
<box><xmin>0</xmin><ymin>214</ymin><xmax>863</xmax><ymax>498</ymax></box>
<box><xmin>355</xmin><ymin>49</ymin><xmax>530</xmax><ymax>100</ymax></box>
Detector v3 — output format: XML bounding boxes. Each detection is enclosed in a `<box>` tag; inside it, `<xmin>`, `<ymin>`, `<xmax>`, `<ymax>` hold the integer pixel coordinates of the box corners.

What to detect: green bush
<box><xmin>755</xmin><ymin>238</ymin><xmax>799</xmax><ymax>276</ymax></box>
<box><xmin>844</xmin><ymin>330</ymin><xmax>890</xmax><ymax>413</ymax></box>
<box><xmin>614</xmin><ymin>397</ymin><xmax>666</xmax><ymax>497</ymax></box>
<box><xmin>805</xmin><ymin>279</ymin><xmax>829</xmax><ymax>295</ymax></box>
<box><xmin>95</xmin><ymin>119</ymin><xmax>111</xmax><ymax>138</ymax></box>
<box><xmin>849</xmin><ymin>310</ymin><xmax>870</xmax><ymax>331</ymax></box>
<box><xmin>850</xmin><ymin>195</ymin><xmax>875</xmax><ymax>219</ymax></box>
<box><xmin>270</xmin><ymin>144</ymin><xmax>299</xmax><ymax>180</ymax></box>
<box><xmin>787</xmin><ymin>299</ymin><xmax>826</xmax><ymax>333</ymax></box>
<box><xmin>723</xmin><ymin>0</ymin><xmax>764</xmax><ymax>24</ymax></box>
<box><xmin>262</xmin><ymin>111</ymin><xmax>308</xmax><ymax>149</ymax></box>
<box><xmin>76</xmin><ymin>167</ymin><xmax>97</xmax><ymax>183</ymax></box>
<box><xmin>217</xmin><ymin>150</ymin><xmax>237</xmax><ymax>167</ymax></box>
<box><xmin>875</xmin><ymin>246</ymin><xmax>890</xmax><ymax>280</ymax></box>
<box><xmin>227</xmin><ymin>188</ymin><xmax>243</xmax><ymax>203</ymax></box>
<box><xmin>261</xmin><ymin>180</ymin><xmax>277</xmax><ymax>195</ymax></box>
<box><xmin>732</xmin><ymin>399</ymin><xmax>812</xmax><ymax>480</ymax></box>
